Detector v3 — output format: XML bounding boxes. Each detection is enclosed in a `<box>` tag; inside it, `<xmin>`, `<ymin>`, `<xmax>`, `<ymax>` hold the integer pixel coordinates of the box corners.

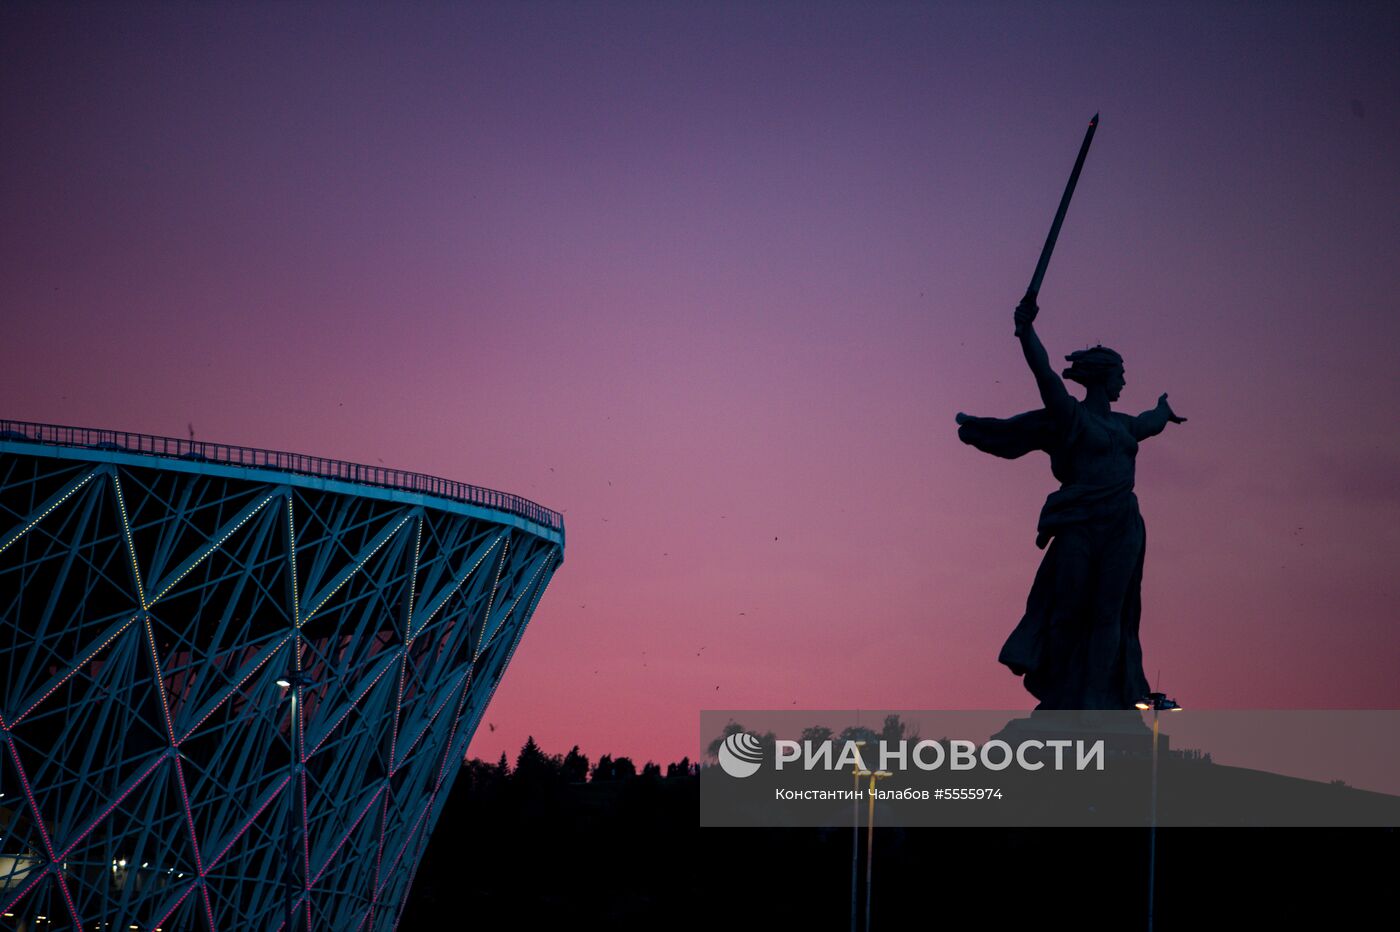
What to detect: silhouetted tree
<box><xmin>666</xmin><ymin>757</ymin><xmax>694</xmax><ymax>779</ymax></box>
<box><xmin>591</xmin><ymin>753</ymin><xmax>615</xmax><ymax>782</ymax></box>
<box><xmin>641</xmin><ymin>761</ymin><xmax>662</xmax><ymax>781</ymax></box>
<box><xmin>613</xmin><ymin>756</ymin><xmax>637</xmax><ymax>780</ymax></box>
<box><xmin>460</xmin><ymin>756</ymin><xmax>507</xmax><ymax>794</ymax></box>
<box><xmin>838</xmin><ymin>725</ymin><xmax>879</xmax><ymax>746</ymax></box>
<box><xmin>515</xmin><ymin>735</ymin><xmax>558</xmax><ymax>786</ymax></box>
<box><xmin>562</xmin><ymin>745</ymin><xmax>589</xmax><ymax>783</ymax></box>
<box><xmin>706</xmin><ymin>721</ymin><xmax>778</xmax><ymax>760</ymax></box>
<box><xmin>706</xmin><ymin>720</ymin><xmax>747</xmax><ymax>758</ymax></box>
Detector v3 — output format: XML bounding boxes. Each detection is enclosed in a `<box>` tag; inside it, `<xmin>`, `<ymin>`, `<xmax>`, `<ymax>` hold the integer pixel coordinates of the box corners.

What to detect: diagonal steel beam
<box><xmin>0</xmin><ymin>465</ymin><xmax>101</xmax><ymax>559</ymax></box>
<box><xmin>302</xmin><ymin>512</ymin><xmax>415</xmax><ymax>622</ymax></box>
<box><xmin>145</xmin><ymin>489</ymin><xmax>283</xmax><ymax>607</ymax></box>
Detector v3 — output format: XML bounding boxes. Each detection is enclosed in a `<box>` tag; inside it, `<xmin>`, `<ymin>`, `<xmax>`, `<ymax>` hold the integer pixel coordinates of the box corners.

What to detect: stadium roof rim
<box><xmin>0</xmin><ymin>417</ymin><xmax>565</xmax><ymax>550</ymax></box>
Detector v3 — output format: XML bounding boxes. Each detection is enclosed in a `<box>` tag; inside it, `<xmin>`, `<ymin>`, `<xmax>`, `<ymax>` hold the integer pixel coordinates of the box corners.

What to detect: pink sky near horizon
<box><xmin>3</xmin><ymin>1</ymin><xmax>1398</xmax><ymax>768</ymax></box>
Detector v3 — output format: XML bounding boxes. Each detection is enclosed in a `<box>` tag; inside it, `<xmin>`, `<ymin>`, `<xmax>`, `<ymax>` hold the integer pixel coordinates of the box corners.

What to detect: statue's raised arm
<box><xmin>1013</xmin><ymin>293</ymin><xmax>1074</xmax><ymax>423</ymax></box>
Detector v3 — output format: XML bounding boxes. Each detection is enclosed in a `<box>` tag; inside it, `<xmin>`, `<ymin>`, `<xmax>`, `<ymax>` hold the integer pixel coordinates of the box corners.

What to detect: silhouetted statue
<box><xmin>956</xmin><ymin>295</ymin><xmax>1185</xmax><ymax>709</ymax></box>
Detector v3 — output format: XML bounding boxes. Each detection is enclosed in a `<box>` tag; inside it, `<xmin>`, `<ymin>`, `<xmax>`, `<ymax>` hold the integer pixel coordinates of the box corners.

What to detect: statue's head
<box><xmin>1063</xmin><ymin>346</ymin><xmax>1125</xmax><ymax>401</ymax></box>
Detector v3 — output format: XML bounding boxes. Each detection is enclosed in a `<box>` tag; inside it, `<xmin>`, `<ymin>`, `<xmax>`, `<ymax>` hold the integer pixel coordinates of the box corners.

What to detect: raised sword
<box><xmin>1016</xmin><ymin>112</ymin><xmax>1099</xmax><ymax>336</ymax></box>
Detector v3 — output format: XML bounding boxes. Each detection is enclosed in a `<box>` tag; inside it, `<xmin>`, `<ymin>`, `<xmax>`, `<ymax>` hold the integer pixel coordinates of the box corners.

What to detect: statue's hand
<box><xmin>1013</xmin><ymin>293</ymin><xmax>1039</xmax><ymax>337</ymax></box>
<box><xmin>1158</xmin><ymin>393</ymin><xmax>1186</xmax><ymax>424</ymax></box>
<box><xmin>955</xmin><ymin>412</ymin><xmax>972</xmax><ymax>425</ymax></box>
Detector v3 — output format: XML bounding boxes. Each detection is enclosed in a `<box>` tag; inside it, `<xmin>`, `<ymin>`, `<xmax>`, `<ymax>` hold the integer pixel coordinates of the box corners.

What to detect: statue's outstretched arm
<box><xmin>1130</xmin><ymin>393</ymin><xmax>1187</xmax><ymax>440</ymax></box>
<box><xmin>1014</xmin><ymin>295</ymin><xmax>1073</xmax><ymax>421</ymax></box>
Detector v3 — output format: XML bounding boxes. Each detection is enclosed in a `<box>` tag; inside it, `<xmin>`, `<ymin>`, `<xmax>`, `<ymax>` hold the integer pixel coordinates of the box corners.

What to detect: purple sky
<box><xmin>4</xmin><ymin>1</ymin><xmax>1398</xmax><ymax>768</ymax></box>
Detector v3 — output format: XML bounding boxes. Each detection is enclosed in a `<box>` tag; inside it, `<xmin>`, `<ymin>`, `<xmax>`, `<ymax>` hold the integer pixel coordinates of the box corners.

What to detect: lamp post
<box><xmin>858</xmin><ymin>769</ymin><xmax>893</xmax><ymax>932</ymax></box>
<box><xmin>1134</xmin><ymin>691</ymin><xmax>1181</xmax><ymax>932</ymax></box>
<box><xmin>849</xmin><ymin>740</ymin><xmax>866</xmax><ymax>932</ymax></box>
<box><xmin>277</xmin><ymin>671</ymin><xmax>312</xmax><ymax>932</ymax></box>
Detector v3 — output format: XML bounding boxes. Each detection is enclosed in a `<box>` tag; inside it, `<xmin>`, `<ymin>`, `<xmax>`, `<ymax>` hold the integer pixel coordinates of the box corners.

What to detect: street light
<box><xmin>279</xmin><ymin>670</ymin><xmax>313</xmax><ymax>932</ymax></box>
<box><xmin>1138</xmin><ymin>692</ymin><xmax>1181</xmax><ymax>932</ymax></box>
<box><xmin>858</xmin><ymin>769</ymin><xmax>893</xmax><ymax>932</ymax></box>
<box><xmin>849</xmin><ymin>740</ymin><xmax>866</xmax><ymax>932</ymax></box>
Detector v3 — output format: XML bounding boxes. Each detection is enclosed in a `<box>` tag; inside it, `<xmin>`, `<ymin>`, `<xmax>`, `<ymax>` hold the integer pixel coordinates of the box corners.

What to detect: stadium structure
<box><xmin>0</xmin><ymin>420</ymin><xmax>565</xmax><ymax>931</ymax></box>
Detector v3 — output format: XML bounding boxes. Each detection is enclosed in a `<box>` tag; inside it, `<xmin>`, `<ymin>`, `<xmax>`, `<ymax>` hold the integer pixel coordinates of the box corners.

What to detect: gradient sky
<box><xmin>3</xmin><ymin>1</ymin><xmax>1398</xmax><ymax>768</ymax></box>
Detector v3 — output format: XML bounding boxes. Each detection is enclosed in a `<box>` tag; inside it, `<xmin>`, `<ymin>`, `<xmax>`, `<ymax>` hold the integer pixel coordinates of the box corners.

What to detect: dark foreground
<box><xmin>401</xmin><ymin>748</ymin><xmax>1396</xmax><ymax>930</ymax></box>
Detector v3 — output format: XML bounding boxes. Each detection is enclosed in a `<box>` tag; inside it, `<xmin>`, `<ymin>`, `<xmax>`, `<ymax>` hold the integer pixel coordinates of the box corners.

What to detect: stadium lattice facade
<box><xmin>0</xmin><ymin>421</ymin><xmax>564</xmax><ymax>931</ymax></box>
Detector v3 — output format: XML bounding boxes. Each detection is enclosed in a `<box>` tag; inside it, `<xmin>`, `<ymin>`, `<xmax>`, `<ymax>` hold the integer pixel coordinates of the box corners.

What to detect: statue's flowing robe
<box><xmin>958</xmin><ymin>405</ymin><xmax>1151</xmax><ymax>710</ymax></box>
